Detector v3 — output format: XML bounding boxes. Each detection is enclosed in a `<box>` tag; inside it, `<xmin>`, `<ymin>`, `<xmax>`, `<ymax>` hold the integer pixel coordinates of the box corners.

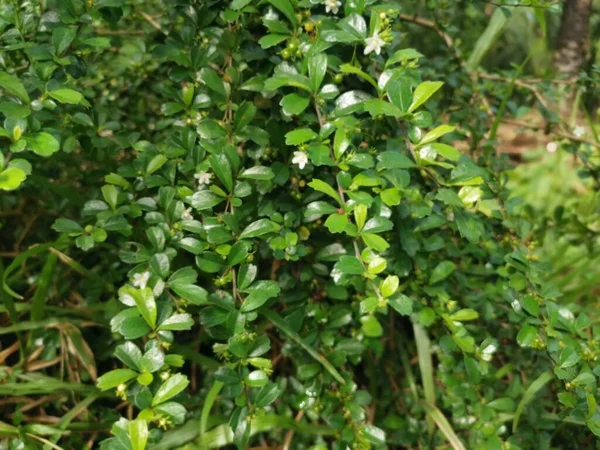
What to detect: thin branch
<box><xmin>138</xmin><ymin>10</ymin><xmax>167</xmax><ymax>35</ymax></box>
<box><xmin>398</xmin><ymin>13</ymin><xmax>454</xmax><ymax>49</ymax></box>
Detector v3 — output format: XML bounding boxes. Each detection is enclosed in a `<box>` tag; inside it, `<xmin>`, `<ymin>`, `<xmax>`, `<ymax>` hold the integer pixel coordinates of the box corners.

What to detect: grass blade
<box><xmin>171</xmin><ymin>345</ymin><xmax>220</xmax><ymax>370</ymax></box>
<box><xmin>47</xmin><ymin>393</ymin><xmax>100</xmax><ymax>447</ymax></box>
<box><xmin>466</xmin><ymin>8</ymin><xmax>510</xmax><ymax>71</ymax></box>
<box><xmin>150</xmin><ymin>414</ymin><xmax>335</xmax><ymax>450</ymax></box>
<box><xmin>200</xmin><ymin>381</ymin><xmax>224</xmax><ymax>436</ymax></box>
<box><xmin>413</xmin><ymin>323</ymin><xmax>435</xmax><ymax>405</ymax></box>
<box><xmin>513</xmin><ymin>371</ymin><xmax>553</xmax><ymax>432</ymax></box>
<box><xmin>0</xmin><ymin>259</ymin><xmax>25</xmax><ymax>357</ymax></box>
<box><xmin>3</xmin><ymin>243</ymin><xmax>54</xmax><ymax>299</ymax></box>
<box><xmin>261</xmin><ymin>309</ymin><xmax>345</xmax><ymax>385</ymax></box>
<box><xmin>31</xmin><ymin>250</ymin><xmax>57</xmax><ymax>322</ymax></box>
<box><xmin>422</xmin><ymin>402</ymin><xmax>467</xmax><ymax>450</ymax></box>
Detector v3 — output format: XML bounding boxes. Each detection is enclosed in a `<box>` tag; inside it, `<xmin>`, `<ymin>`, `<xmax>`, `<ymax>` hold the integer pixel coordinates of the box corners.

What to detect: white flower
<box><xmin>363</xmin><ymin>31</ymin><xmax>386</xmax><ymax>56</ymax></box>
<box><xmin>181</xmin><ymin>207</ymin><xmax>193</xmax><ymax>221</ymax></box>
<box><xmin>546</xmin><ymin>142</ymin><xmax>558</xmax><ymax>153</ymax></box>
<box><xmin>133</xmin><ymin>271</ymin><xmax>150</xmax><ymax>289</ymax></box>
<box><xmin>194</xmin><ymin>171</ymin><xmax>212</xmax><ymax>186</ymax></box>
<box><xmin>324</xmin><ymin>0</ymin><xmax>342</xmax><ymax>14</ymax></box>
<box><xmin>292</xmin><ymin>151</ymin><xmax>309</xmax><ymax>170</ymax></box>
<box><xmin>573</xmin><ymin>126</ymin><xmax>585</xmax><ymax>138</ymax></box>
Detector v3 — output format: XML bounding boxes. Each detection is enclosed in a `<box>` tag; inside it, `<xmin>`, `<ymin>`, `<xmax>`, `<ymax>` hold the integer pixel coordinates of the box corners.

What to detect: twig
<box><xmin>398</xmin><ymin>13</ymin><xmax>454</xmax><ymax>48</ymax></box>
<box><xmin>282</xmin><ymin>410</ymin><xmax>305</xmax><ymax>450</ymax></box>
<box><xmin>138</xmin><ymin>10</ymin><xmax>167</xmax><ymax>35</ymax></box>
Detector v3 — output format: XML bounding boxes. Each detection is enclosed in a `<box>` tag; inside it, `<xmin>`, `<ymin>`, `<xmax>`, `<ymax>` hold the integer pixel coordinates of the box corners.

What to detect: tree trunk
<box><xmin>553</xmin><ymin>0</ymin><xmax>593</xmax><ymax>77</ymax></box>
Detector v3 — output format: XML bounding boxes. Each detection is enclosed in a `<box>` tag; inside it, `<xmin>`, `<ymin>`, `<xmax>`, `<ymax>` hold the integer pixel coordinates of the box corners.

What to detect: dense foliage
<box><xmin>1</xmin><ymin>1</ymin><xmax>600</xmax><ymax>449</ymax></box>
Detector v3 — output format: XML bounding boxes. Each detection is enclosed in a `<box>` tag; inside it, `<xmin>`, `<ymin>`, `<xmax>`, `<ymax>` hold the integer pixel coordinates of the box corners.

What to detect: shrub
<box><xmin>2</xmin><ymin>1</ymin><xmax>600</xmax><ymax>449</ymax></box>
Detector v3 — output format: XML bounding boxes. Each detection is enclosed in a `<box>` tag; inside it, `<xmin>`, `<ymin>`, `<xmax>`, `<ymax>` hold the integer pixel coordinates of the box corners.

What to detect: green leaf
<box><xmin>147</xmin><ymin>154</ymin><xmax>168</xmax><ymax>175</ymax></box>
<box><xmin>51</xmin><ymin>218</ymin><xmax>83</xmax><ymax>234</ymax></box>
<box><xmin>0</xmin><ymin>167</ymin><xmax>26</xmax><ymax>191</ymax></box>
<box><xmin>197</xmin><ymin>68</ymin><xmax>227</xmax><ymax>97</ymax></box>
<box><xmin>82</xmin><ymin>37</ymin><xmax>111</xmax><ymax>48</ymax></box>
<box><xmin>97</xmin><ymin>368</ymin><xmax>138</xmax><ymax>391</ymax></box>
<box><xmin>325</xmin><ymin>213</ymin><xmax>348</xmax><ymax>233</ymax></box>
<box><xmin>362</xmin><ymin>424</ymin><xmax>386</xmax><ymax>445</ymax></box>
<box><xmin>115</xmin><ymin>342</ymin><xmax>142</xmax><ymax>371</ymax></box>
<box><xmin>231</xmin><ymin>0</ymin><xmax>252</xmax><ymax>9</ymax></box>
<box><xmin>140</xmin><ymin>347</ymin><xmax>165</xmax><ymax>373</ymax></box>
<box><xmin>363</xmin><ymin>99</ymin><xmax>403</xmax><ymax>118</ymax></box>
<box><xmin>255</xmin><ymin>382</ymin><xmax>281</xmax><ymax>408</ymax></box>
<box><xmin>267</xmin><ymin>0</ymin><xmax>298</xmax><ymax>26</ymax></box>
<box><xmin>158</xmin><ymin>313</ymin><xmax>194</xmax><ymax>331</ymax></box>
<box><xmin>333</xmin><ymin>127</ymin><xmax>350</xmax><ymax>160</ymax></box>
<box><xmin>516</xmin><ymin>324</ymin><xmax>537</xmax><ymax>347</ymax></box>
<box><xmin>228</xmin><ymin>241</ymin><xmax>250</xmax><ymax>266</ymax></box>
<box><xmin>258</xmin><ymin>34</ymin><xmax>289</xmax><ymax>49</ymax></box>
<box><xmin>191</xmin><ymin>190</ymin><xmax>226</xmax><ymax>210</ymax></box>
<box><xmin>381</xmin><ymin>275</ymin><xmax>399</xmax><ymax>298</ymax></box>
<box><xmin>308</xmin><ymin>179</ymin><xmax>341</xmax><ymax>205</ymax></box>
<box><xmin>171</xmin><ymin>284</ymin><xmax>208</xmax><ymax>305</ymax></box>
<box><xmin>334</xmin><ymin>90</ymin><xmax>372</xmax><ymax>116</ymax></box>
<box><xmin>53</xmin><ymin>27</ymin><xmax>77</xmax><ymax>55</ymax></box>
<box><xmin>376</xmin><ymin>151</ymin><xmax>415</xmax><ymax>170</ymax></box>
<box><xmin>429</xmin><ymin>261</ymin><xmax>456</xmax><ymax>284</ymax></box>
<box><xmin>308</xmin><ymin>143</ymin><xmax>334</xmax><ymax>166</ymax></box>
<box><xmin>102</xmin><ymin>185</ymin><xmax>118</xmax><ymax>210</ymax></box>
<box><xmin>129</xmin><ymin>419</ymin><xmax>149</xmax><ymax>450</ymax></box>
<box><xmin>339</xmin><ymin>64</ymin><xmax>378</xmax><ymax>91</ymax></box>
<box><xmin>512</xmin><ymin>371</ymin><xmax>553</xmax><ymax>432</ymax></box>
<box><xmin>246</xmin><ymin>370</ymin><xmax>269</xmax><ymax>387</ymax></box>
<box><xmin>305</xmin><ymin>201</ymin><xmax>338</xmax><ymax>217</ymax></box>
<box><xmin>333</xmin><ymin>256</ymin><xmax>364</xmax><ymax>275</ymax></box>
<box><xmin>0</xmin><ymin>102</ymin><xmax>30</xmax><ymax>119</ymax></box>
<box><xmin>408</xmin><ymin>81</ymin><xmax>444</xmax><ymax>113</ymax></box>
<box><xmin>388</xmin><ymin>293</ymin><xmax>413</xmax><ymax>316</ymax></box>
<box><xmin>241</xmin><ymin>280</ymin><xmax>281</xmax><ymax>312</ymax></box>
<box><xmin>386</xmin><ymin>48</ymin><xmax>424</xmax><ymax>67</ymax></box>
<box><xmin>209</xmin><ymin>154</ymin><xmax>233</xmax><ymax>192</ymax></box>
<box><xmin>450</xmin><ymin>308</ymin><xmax>479</xmax><ymax>321</ymax></box>
<box><xmin>361</xmin><ymin>315</ymin><xmax>383</xmax><ymax>337</ymax></box>
<box><xmin>238</xmin><ymin>166</ymin><xmax>274</xmax><ymax>180</ymax></box>
<box><xmin>234</xmin><ymin>101</ymin><xmax>256</xmax><ymax>132</ymax></box>
<box><xmin>150</xmin><ymin>253</ymin><xmax>170</xmax><ymax>278</ymax></box>
<box><xmin>264</xmin><ymin>74</ymin><xmax>312</xmax><ymax>92</ymax></box>
<box><xmin>285</xmin><ymin>128</ymin><xmax>318</xmax><ymax>145</ymax></box>
<box><xmin>197</xmin><ymin>120</ymin><xmax>227</xmax><ymax>139</ymax></box>
<box><xmin>419</xmin><ymin>125</ymin><xmax>455</xmax><ymax>146</ymax></box>
<box><xmin>133</xmin><ymin>288</ymin><xmax>157</xmax><ymax>329</ymax></box>
<box><xmin>239</xmin><ymin>219</ymin><xmax>280</xmax><ymax>240</ymax></box>
<box><xmin>308</xmin><ymin>53</ymin><xmax>327</xmax><ymax>92</ymax></box>
<box><xmin>152</xmin><ymin>374</ymin><xmax>189</xmax><ymax>407</ymax></box>
<box><xmin>25</xmin><ymin>132</ymin><xmax>60</xmax><ymax>157</ymax></box>
<box><xmin>280</xmin><ymin>93</ymin><xmax>310</xmax><ymax>116</ymax></box>
<box><xmin>49</xmin><ymin>89</ymin><xmax>87</xmax><ymax>106</ymax></box>
<box><xmin>0</xmin><ymin>71</ymin><xmax>30</xmax><ymax>102</ymax></box>
<box><xmin>387</xmin><ymin>76</ymin><xmax>414</xmax><ymax>112</ymax></box>
<box><xmin>237</xmin><ymin>264</ymin><xmax>257</xmax><ymax>290</ymax></box>
<box><xmin>380</xmin><ymin>188</ymin><xmax>401</xmax><ymax>206</ymax></box>
<box><xmin>431</xmin><ymin>143</ymin><xmax>461</xmax><ymax>161</ymax></box>
<box><xmin>361</xmin><ymin>232</ymin><xmax>390</xmax><ymax>252</ymax></box>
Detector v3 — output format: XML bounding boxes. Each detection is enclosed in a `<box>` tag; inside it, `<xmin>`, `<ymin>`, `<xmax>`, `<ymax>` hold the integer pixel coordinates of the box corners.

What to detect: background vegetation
<box><xmin>1</xmin><ymin>0</ymin><xmax>599</xmax><ymax>449</ymax></box>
